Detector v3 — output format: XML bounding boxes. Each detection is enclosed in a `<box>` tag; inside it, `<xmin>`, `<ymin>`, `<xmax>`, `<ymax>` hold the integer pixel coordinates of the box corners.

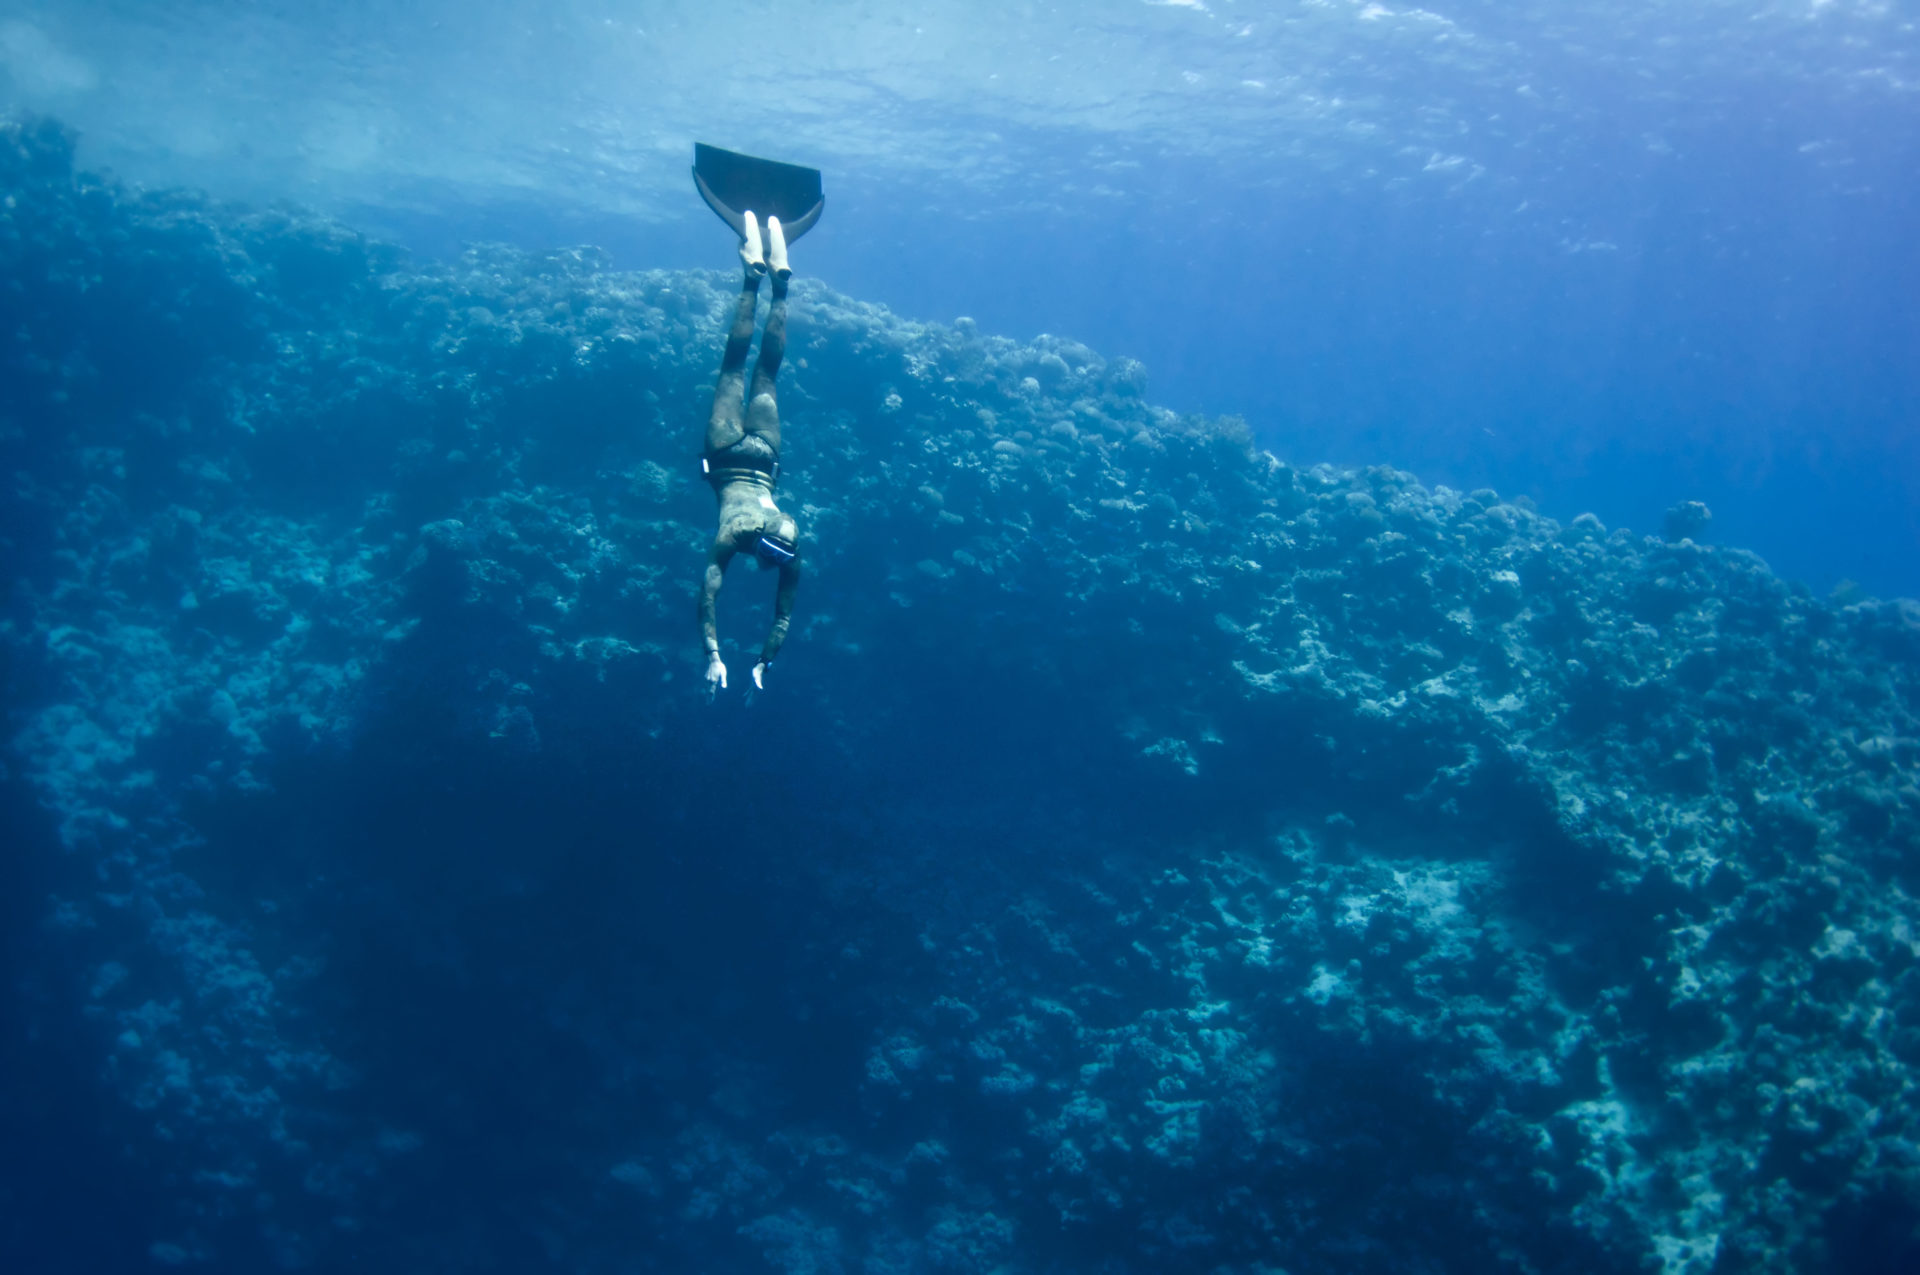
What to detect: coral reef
<box><xmin>5</xmin><ymin>115</ymin><xmax>1919</xmax><ymax>1272</ymax></box>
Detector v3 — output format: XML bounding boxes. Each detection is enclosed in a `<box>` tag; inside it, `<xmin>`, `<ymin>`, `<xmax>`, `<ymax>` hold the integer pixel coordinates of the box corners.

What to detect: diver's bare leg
<box><xmin>744</xmin><ymin>216</ymin><xmax>789</xmax><ymax>450</ymax></box>
<box><xmin>705</xmin><ymin>214</ymin><xmax>768</xmax><ymax>456</ymax></box>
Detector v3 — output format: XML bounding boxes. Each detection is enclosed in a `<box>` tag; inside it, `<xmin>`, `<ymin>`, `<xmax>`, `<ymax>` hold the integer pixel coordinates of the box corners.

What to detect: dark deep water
<box><xmin>4</xmin><ymin>3</ymin><xmax>1920</xmax><ymax>1272</ymax></box>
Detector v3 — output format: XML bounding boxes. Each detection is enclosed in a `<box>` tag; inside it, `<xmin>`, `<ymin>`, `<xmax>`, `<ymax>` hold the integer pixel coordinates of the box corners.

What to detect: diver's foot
<box><xmin>766</xmin><ymin>215</ymin><xmax>791</xmax><ymax>283</ymax></box>
<box><xmin>739</xmin><ymin>210</ymin><xmax>768</xmax><ymax>276</ymax></box>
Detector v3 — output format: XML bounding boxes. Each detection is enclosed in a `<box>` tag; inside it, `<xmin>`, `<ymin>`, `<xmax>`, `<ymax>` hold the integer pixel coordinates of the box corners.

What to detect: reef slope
<box><xmin>4</xmin><ymin>118</ymin><xmax>1919</xmax><ymax>1273</ymax></box>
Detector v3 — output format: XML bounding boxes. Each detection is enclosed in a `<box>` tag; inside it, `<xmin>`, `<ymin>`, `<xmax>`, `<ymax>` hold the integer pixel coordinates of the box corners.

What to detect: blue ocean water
<box><xmin>4</xmin><ymin>4</ymin><xmax>1920</xmax><ymax>1273</ymax></box>
<box><xmin>5</xmin><ymin>0</ymin><xmax>1917</xmax><ymax>596</ymax></box>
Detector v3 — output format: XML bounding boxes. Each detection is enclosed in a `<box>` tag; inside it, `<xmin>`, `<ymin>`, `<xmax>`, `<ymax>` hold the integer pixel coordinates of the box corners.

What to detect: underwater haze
<box><xmin>4</xmin><ymin>3</ymin><xmax>1920</xmax><ymax>1274</ymax></box>
<box><xmin>6</xmin><ymin>0</ymin><xmax>1919</xmax><ymax>596</ymax></box>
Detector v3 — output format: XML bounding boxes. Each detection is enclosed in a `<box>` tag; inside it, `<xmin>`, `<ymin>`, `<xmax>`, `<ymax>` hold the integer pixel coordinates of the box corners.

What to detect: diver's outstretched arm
<box><xmin>753</xmin><ymin>558</ymin><xmax>800</xmax><ymax>687</ymax></box>
<box><xmin>699</xmin><ymin>540</ymin><xmax>736</xmax><ymax>693</ymax></box>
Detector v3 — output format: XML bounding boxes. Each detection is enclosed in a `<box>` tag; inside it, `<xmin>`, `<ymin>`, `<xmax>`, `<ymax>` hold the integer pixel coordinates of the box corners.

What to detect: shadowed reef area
<box><xmin>4</xmin><ymin>115</ymin><xmax>1920</xmax><ymax>1274</ymax></box>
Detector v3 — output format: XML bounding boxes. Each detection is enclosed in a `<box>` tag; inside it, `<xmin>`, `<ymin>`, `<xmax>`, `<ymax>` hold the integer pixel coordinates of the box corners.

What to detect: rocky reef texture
<box><xmin>4</xmin><ymin>116</ymin><xmax>1919</xmax><ymax>1273</ymax></box>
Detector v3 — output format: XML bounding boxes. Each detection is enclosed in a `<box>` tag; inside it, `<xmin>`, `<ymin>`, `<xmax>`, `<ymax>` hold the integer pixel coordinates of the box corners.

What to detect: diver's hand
<box><xmin>752</xmin><ymin>661</ymin><xmax>769</xmax><ymax>690</ymax></box>
<box><xmin>705</xmin><ymin>654</ymin><xmax>728</xmax><ymax>695</ymax></box>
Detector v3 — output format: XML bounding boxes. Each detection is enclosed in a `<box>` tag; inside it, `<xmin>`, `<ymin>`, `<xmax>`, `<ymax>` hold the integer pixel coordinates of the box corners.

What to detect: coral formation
<box><xmin>5</xmin><ymin>115</ymin><xmax>1919</xmax><ymax>1272</ymax></box>
<box><xmin>1665</xmin><ymin>500</ymin><xmax>1713</xmax><ymax>543</ymax></box>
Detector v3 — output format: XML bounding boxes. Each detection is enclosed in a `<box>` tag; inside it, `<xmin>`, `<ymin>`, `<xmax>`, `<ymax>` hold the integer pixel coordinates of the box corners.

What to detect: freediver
<box><xmin>690</xmin><ymin>144</ymin><xmax>824</xmax><ymax>695</ymax></box>
<box><xmin>696</xmin><ymin>207</ymin><xmax>800</xmax><ymax>694</ymax></box>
